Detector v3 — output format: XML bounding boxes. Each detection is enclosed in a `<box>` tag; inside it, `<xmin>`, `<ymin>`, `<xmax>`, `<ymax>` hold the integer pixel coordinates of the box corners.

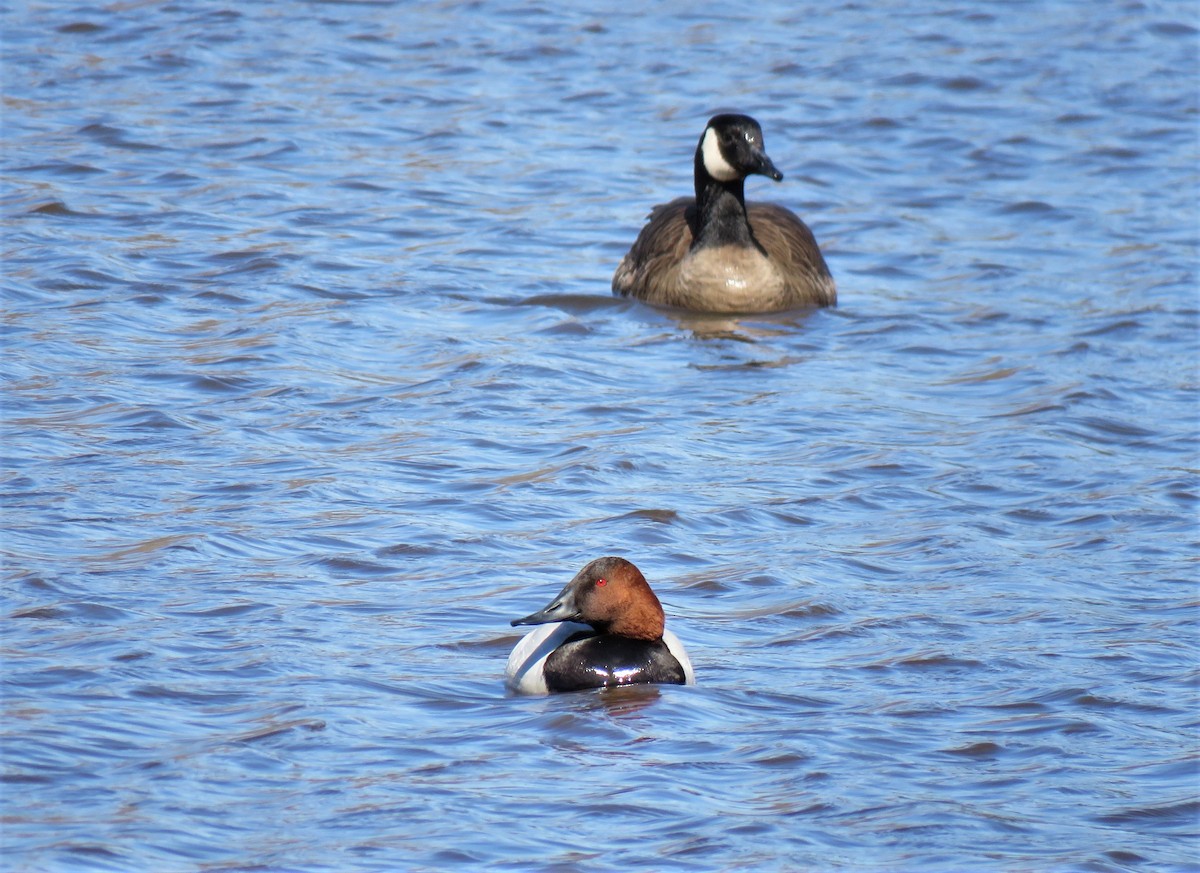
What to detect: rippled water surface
<box><xmin>3</xmin><ymin>1</ymin><xmax>1198</xmax><ymax>870</ymax></box>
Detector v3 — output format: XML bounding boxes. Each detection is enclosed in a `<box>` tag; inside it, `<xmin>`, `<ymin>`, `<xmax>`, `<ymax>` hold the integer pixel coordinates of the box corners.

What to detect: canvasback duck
<box><xmin>612</xmin><ymin>113</ymin><xmax>836</xmax><ymax>312</ymax></box>
<box><xmin>505</xmin><ymin>556</ymin><xmax>696</xmax><ymax>695</ymax></box>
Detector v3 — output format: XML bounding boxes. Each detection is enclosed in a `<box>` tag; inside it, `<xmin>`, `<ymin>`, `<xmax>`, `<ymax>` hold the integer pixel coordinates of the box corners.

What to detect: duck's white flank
<box><xmin>506</xmin><ymin>621</ymin><xmax>695</xmax><ymax>695</ymax></box>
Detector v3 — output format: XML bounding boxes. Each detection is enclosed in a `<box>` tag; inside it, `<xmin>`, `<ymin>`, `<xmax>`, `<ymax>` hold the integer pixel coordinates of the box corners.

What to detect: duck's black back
<box><xmin>543</xmin><ymin>631</ymin><xmax>687</xmax><ymax>692</ymax></box>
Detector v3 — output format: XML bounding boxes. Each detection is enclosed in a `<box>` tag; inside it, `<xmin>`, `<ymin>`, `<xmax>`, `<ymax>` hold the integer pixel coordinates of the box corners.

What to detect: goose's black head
<box><xmin>694</xmin><ymin>113</ymin><xmax>783</xmax><ymax>191</ymax></box>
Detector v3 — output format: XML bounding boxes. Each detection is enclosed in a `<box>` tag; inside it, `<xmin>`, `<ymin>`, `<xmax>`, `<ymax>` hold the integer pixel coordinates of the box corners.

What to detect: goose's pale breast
<box><xmin>675</xmin><ymin>245</ymin><xmax>788</xmax><ymax>313</ymax></box>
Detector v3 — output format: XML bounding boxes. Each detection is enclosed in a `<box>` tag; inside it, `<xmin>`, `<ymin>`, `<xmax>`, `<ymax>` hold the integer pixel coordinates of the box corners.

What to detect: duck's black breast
<box><xmin>543</xmin><ymin>631</ymin><xmax>687</xmax><ymax>693</ymax></box>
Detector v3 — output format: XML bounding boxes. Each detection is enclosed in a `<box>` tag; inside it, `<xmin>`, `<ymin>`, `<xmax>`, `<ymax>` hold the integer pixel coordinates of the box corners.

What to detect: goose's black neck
<box><xmin>691</xmin><ymin>151</ymin><xmax>764</xmax><ymax>253</ymax></box>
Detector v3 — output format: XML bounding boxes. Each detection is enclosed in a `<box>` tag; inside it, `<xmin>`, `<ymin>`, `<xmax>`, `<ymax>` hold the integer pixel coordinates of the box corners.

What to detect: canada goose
<box><xmin>612</xmin><ymin>113</ymin><xmax>836</xmax><ymax>313</ymax></box>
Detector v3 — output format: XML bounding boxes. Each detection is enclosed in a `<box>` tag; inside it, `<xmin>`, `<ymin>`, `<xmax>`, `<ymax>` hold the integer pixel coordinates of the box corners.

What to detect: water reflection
<box><xmin>575</xmin><ymin>684</ymin><xmax>665</xmax><ymax>718</ymax></box>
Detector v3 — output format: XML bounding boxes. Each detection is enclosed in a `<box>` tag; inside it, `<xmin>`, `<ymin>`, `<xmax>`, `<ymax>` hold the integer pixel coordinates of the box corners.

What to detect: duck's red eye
<box><xmin>596</xmin><ymin>577</ymin><xmax>607</xmax><ymax>587</ymax></box>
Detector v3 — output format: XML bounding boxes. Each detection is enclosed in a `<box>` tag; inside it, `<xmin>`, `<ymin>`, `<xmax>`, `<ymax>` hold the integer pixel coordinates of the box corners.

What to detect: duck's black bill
<box><xmin>510</xmin><ymin>585</ymin><xmax>580</xmax><ymax>627</ymax></box>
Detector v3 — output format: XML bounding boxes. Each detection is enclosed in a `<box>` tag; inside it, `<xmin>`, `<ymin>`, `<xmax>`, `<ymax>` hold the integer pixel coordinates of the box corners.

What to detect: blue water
<box><xmin>3</xmin><ymin>1</ymin><xmax>1197</xmax><ymax>870</ymax></box>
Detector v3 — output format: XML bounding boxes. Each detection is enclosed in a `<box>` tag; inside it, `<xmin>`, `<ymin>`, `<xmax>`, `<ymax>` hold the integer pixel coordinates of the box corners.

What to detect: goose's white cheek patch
<box><xmin>701</xmin><ymin>127</ymin><xmax>739</xmax><ymax>182</ymax></box>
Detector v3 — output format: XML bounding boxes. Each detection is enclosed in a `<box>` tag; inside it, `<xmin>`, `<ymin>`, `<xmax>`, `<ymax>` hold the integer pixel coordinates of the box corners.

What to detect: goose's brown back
<box><xmin>612</xmin><ymin>197</ymin><xmax>836</xmax><ymax>312</ymax></box>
